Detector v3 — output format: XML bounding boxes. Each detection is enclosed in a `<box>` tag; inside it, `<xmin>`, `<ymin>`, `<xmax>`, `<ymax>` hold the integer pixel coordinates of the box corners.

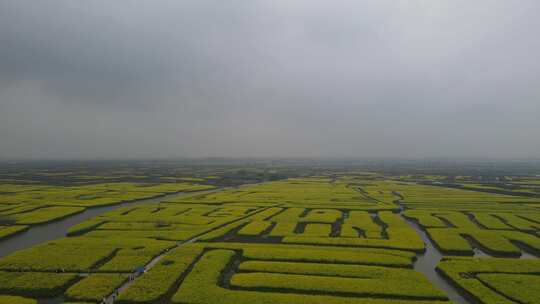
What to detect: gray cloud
<box><xmin>1</xmin><ymin>0</ymin><xmax>539</xmax><ymax>159</ymax></box>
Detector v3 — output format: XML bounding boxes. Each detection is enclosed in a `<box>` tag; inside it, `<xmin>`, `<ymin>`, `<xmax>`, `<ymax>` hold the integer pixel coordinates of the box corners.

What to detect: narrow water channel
<box><xmin>402</xmin><ymin>216</ymin><xmax>471</xmax><ymax>304</ymax></box>
<box><xmin>0</xmin><ymin>189</ymin><xmax>218</xmax><ymax>258</ymax></box>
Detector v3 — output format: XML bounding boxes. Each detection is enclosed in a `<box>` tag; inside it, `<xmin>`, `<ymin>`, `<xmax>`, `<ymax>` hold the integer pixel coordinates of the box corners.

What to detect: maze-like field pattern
<box><xmin>437</xmin><ymin>257</ymin><xmax>540</xmax><ymax>303</ymax></box>
<box><xmin>371</xmin><ymin>179</ymin><xmax>540</xmax><ymax>304</ymax></box>
<box><xmin>0</xmin><ymin>176</ymin><xmax>539</xmax><ymax>304</ymax></box>
<box><xmin>0</xmin><ymin>182</ymin><xmax>214</xmax><ymax>239</ymax></box>
<box><xmin>404</xmin><ymin>210</ymin><xmax>540</xmax><ymax>256</ymax></box>
<box><xmin>170</xmin><ymin>245</ymin><xmax>448</xmax><ymax>304</ymax></box>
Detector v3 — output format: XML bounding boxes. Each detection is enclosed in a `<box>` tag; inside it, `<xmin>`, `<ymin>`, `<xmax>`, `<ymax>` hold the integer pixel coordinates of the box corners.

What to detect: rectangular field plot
<box><xmin>206</xmin><ymin>242</ymin><xmax>417</xmax><ymax>267</ymax></box>
<box><xmin>116</xmin><ymin>245</ymin><xmax>203</xmax><ymax>303</ymax></box>
<box><xmin>0</xmin><ymin>240</ymin><xmax>439</xmax><ymax>303</ymax></box>
<box><xmin>403</xmin><ymin>210</ymin><xmax>540</xmax><ymax>256</ymax></box>
<box><xmin>365</xmin><ymin>180</ymin><xmax>540</xmax><ymax>213</ymax></box>
<box><xmin>171</xmin><ymin>248</ymin><xmax>449</xmax><ymax>304</ymax></box>
<box><xmin>0</xmin><ymin>296</ymin><xmax>36</xmax><ymax>304</ymax></box>
<box><xmin>404</xmin><ymin>210</ymin><xmax>540</xmax><ymax>231</ymax></box>
<box><xmin>426</xmin><ymin>228</ymin><xmax>540</xmax><ymax>256</ymax></box>
<box><xmin>0</xmin><ymin>271</ymin><xmax>79</xmax><ymax>298</ymax></box>
<box><xmin>168</xmin><ymin>177</ymin><xmax>396</xmax><ymax>210</ymax></box>
<box><xmin>217</xmin><ymin>209</ymin><xmax>425</xmax><ymax>252</ymax></box>
<box><xmin>0</xmin><ymin>225</ymin><xmax>28</xmax><ymax>240</ymax></box>
<box><xmin>8</xmin><ymin>206</ymin><xmax>85</xmax><ymax>225</ymax></box>
<box><xmin>0</xmin><ymin>237</ymin><xmax>175</xmax><ymax>272</ymax></box>
<box><xmin>437</xmin><ymin>257</ymin><xmax>540</xmax><ymax>304</ymax></box>
<box><xmin>64</xmin><ymin>273</ymin><xmax>127</xmax><ymax>302</ymax></box>
<box><xmin>0</xmin><ymin>182</ymin><xmax>214</xmax><ymax>230</ymax></box>
<box><xmin>67</xmin><ymin>203</ymin><xmax>270</xmax><ymax>242</ymax></box>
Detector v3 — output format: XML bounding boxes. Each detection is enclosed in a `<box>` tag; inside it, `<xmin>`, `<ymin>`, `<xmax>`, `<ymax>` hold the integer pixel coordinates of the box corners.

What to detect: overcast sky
<box><xmin>1</xmin><ymin>1</ymin><xmax>539</xmax><ymax>159</ymax></box>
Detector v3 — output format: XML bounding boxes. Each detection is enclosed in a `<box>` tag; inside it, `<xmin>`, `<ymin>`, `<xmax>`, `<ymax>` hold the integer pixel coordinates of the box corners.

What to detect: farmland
<box><xmin>0</xmin><ymin>162</ymin><xmax>539</xmax><ymax>303</ymax></box>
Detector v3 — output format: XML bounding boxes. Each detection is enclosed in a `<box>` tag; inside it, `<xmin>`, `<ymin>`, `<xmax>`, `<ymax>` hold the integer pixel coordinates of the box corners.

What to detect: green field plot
<box><xmin>117</xmin><ymin>245</ymin><xmax>202</xmax><ymax>303</ymax></box>
<box><xmin>84</xmin><ymin>229</ymin><xmax>199</xmax><ymax>242</ymax></box>
<box><xmin>171</xmin><ymin>180</ymin><xmax>427</xmax><ymax>251</ymax></box>
<box><xmin>0</xmin><ymin>225</ymin><xmax>28</xmax><ymax>240</ymax></box>
<box><xmin>174</xmin><ymin>177</ymin><xmax>393</xmax><ymax>209</ymax></box>
<box><xmin>199</xmin><ymin>242</ymin><xmax>417</xmax><ymax>267</ymax></box>
<box><xmin>0</xmin><ymin>182</ymin><xmax>213</xmax><ymax>208</ymax></box>
<box><xmin>67</xmin><ymin>202</ymin><xmax>268</xmax><ymax>242</ymax></box>
<box><xmin>469</xmin><ymin>212</ymin><xmax>513</xmax><ymax>230</ymax></box>
<box><xmin>341</xmin><ymin>211</ymin><xmax>383</xmax><ymax>238</ymax></box>
<box><xmin>281</xmin><ymin>235</ymin><xmax>424</xmax><ymax>252</ymax></box>
<box><xmin>492</xmin><ymin>213</ymin><xmax>540</xmax><ymax>231</ymax></box>
<box><xmin>476</xmin><ymin>273</ymin><xmax>540</xmax><ymax>303</ymax></box>
<box><xmin>393</xmin><ymin>179</ymin><xmax>540</xmax><ymax>258</ymax></box>
<box><xmin>66</xmin><ymin>219</ymin><xmax>104</xmax><ymax>236</ymax></box>
<box><xmin>403</xmin><ymin>210</ymin><xmax>449</xmax><ymax>228</ymax></box>
<box><xmin>0</xmin><ymin>181</ymin><xmax>215</xmax><ymax>232</ymax></box>
<box><xmin>437</xmin><ymin>257</ymin><xmax>540</xmax><ymax>304</ymax></box>
<box><xmin>230</xmin><ymin>272</ymin><xmax>446</xmax><ymax>300</ymax></box>
<box><xmin>406</xmin><ymin>210</ymin><xmax>539</xmax><ymax>231</ymax></box>
<box><xmin>424</xmin><ymin>221</ymin><xmax>540</xmax><ymax>255</ymax></box>
<box><xmin>519</xmin><ymin>213</ymin><xmax>540</xmax><ymax>224</ymax></box>
<box><xmin>302</xmin><ymin>223</ymin><xmax>332</xmax><ymax>236</ymax></box>
<box><xmin>0</xmin><ymin>233</ymin><xmax>176</xmax><ymax>300</ymax></box>
<box><xmin>172</xmin><ymin>249</ymin><xmax>449</xmax><ymax>304</ymax></box>
<box><xmin>0</xmin><ymin>238</ymin><xmax>429</xmax><ymax>302</ymax></box>
<box><xmin>238</xmin><ymin>260</ymin><xmax>431</xmax><ymax>279</ymax></box>
<box><xmin>431</xmin><ymin>212</ymin><xmax>478</xmax><ymax>229</ymax></box>
<box><xmin>0</xmin><ymin>244</ymin><xmax>116</xmax><ymax>272</ymax></box>
<box><xmin>277</xmin><ymin>211</ymin><xmax>424</xmax><ymax>252</ymax></box>
<box><xmin>0</xmin><ymin>237</ymin><xmax>174</xmax><ymax>272</ymax></box>
<box><xmin>237</xmin><ymin>220</ymin><xmax>273</xmax><ymax>236</ymax></box>
<box><xmin>267</xmin><ymin>221</ymin><xmax>296</xmax><ymax>237</ymax></box>
<box><xmin>426</xmin><ymin>228</ymin><xmax>540</xmax><ymax>256</ymax></box>
<box><xmin>264</xmin><ymin>207</ymin><xmax>342</xmax><ymax>225</ymax></box>
<box><xmin>0</xmin><ymin>204</ymin><xmax>42</xmax><ymax>214</ymax></box>
<box><xmin>64</xmin><ymin>273</ymin><xmax>127</xmax><ymax>302</ymax></box>
<box><xmin>0</xmin><ymin>295</ymin><xmax>37</xmax><ymax>304</ymax></box>
<box><xmin>245</xmin><ymin>207</ymin><xmax>284</xmax><ymax>220</ymax></box>
<box><xmin>365</xmin><ymin>180</ymin><xmax>540</xmax><ymax>213</ymax></box>
<box><xmin>196</xmin><ymin>219</ymin><xmax>251</xmax><ymax>241</ymax></box>
<box><xmin>97</xmin><ymin>245</ymin><xmax>171</xmax><ymax>272</ymax></box>
<box><xmin>302</xmin><ymin>208</ymin><xmax>342</xmax><ymax>222</ymax></box>
<box><xmin>393</xmin><ymin>182</ymin><xmax>540</xmax><ymax>205</ymax></box>
<box><xmin>0</xmin><ymin>271</ymin><xmax>79</xmax><ymax>297</ymax></box>
<box><xmin>196</xmin><ymin>207</ymin><xmax>425</xmax><ymax>252</ymax></box>
<box><xmin>9</xmin><ymin>206</ymin><xmax>85</xmax><ymax>225</ymax></box>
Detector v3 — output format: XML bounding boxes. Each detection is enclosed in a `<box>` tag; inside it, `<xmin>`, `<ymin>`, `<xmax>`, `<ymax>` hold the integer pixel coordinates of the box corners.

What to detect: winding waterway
<box><xmin>0</xmin><ymin>189</ymin><xmax>219</xmax><ymax>258</ymax></box>
<box><xmin>398</xmin><ymin>204</ymin><xmax>538</xmax><ymax>304</ymax></box>
<box><xmin>402</xmin><ymin>215</ymin><xmax>471</xmax><ymax>304</ymax></box>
